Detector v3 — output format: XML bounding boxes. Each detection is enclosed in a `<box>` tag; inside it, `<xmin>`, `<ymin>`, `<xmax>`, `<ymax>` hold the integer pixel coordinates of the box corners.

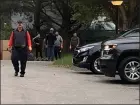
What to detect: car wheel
<box><xmin>90</xmin><ymin>56</ymin><xmax>102</xmax><ymax>74</ymax></box>
<box><xmin>118</xmin><ymin>57</ymin><xmax>140</xmax><ymax>83</ymax></box>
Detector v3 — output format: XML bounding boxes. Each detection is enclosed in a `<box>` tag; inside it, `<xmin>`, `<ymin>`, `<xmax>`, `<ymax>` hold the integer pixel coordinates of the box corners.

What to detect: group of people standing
<box><xmin>33</xmin><ymin>28</ymin><xmax>80</xmax><ymax>61</ymax></box>
<box><xmin>33</xmin><ymin>28</ymin><xmax>63</xmax><ymax>61</ymax></box>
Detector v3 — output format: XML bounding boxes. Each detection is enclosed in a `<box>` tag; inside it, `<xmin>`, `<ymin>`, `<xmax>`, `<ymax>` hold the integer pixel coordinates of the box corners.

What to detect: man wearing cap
<box><xmin>8</xmin><ymin>21</ymin><xmax>32</xmax><ymax>77</ymax></box>
<box><xmin>44</xmin><ymin>28</ymin><xmax>56</xmax><ymax>61</ymax></box>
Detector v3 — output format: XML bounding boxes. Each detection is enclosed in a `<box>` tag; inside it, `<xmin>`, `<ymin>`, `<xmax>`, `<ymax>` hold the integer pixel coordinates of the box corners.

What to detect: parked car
<box><xmin>73</xmin><ymin>42</ymin><xmax>102</xmax><ymax>74</ymax></box>
<box><xmin>73</xmin><ymin>28</ymin><xmax>139</xmax><ymax>74</ymax></box>
<box><xmin>100</xmin><ymin>28</ymin><xmax>140</xmax><ymax>83</ymax></box>
<box><xmin>79</xmin><ymin>21</ymin><xmax>116</xmax><ymax>45</ymax></box>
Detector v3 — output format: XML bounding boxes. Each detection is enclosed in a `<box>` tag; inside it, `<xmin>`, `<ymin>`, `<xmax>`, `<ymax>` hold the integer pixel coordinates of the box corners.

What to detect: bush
<box><xmin>0</xmin><ymin>23</ymin><xmax>12</xmax><ymax>40</ymax></box>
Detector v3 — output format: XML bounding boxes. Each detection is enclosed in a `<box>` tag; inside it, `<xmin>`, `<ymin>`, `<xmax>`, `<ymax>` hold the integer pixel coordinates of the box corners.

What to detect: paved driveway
<box><xmin>1</xmin><ymin>60</ymin><xmax>139</xmax><ymax>104</ymax></box>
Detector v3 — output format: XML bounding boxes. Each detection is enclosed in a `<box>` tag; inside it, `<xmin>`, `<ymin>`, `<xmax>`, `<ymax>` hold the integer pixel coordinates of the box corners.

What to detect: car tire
<box><xmin>90</xmin><ymin>56</ymin><xmax>102</xmax><ymax>74</ymax></box>
<box><xmin>118</xmin><ymin>57</ymin><xmax>140</xmax><ymax>83</ymax></box>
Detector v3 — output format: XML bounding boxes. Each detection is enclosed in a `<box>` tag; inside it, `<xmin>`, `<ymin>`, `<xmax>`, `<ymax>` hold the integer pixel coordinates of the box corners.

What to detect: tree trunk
<box><xmin>59</xmin><ymin>0</ymin><xmax>72</xmax><ymax>53</ymax></box>
<box><xmin>138</xmin><ymin>0</ymin><xmax>140</xmax><ymax>27</ymax></box>
<box><xmin>60</xmin><ymin>26</ymin><xmax>71</xmax><ymax>53</ymax></box>
<box><xmin>0</xmin><ymin>14</ymin><xmax>2</xmax><ymax>36</ymax></box>
<box><xmin>34</xmin><ymin>0</ymin><xmax>41</xmax><ymax>34</ymax></box>
<box><xmin>119</xmin><ymin>6</ymin><xmax>128</xmax><ymax>30</ymax></box>
<box><xmin>128</xmin><ymin>0</ymin><xmax>137</xmax><ymax>28</ymax></box>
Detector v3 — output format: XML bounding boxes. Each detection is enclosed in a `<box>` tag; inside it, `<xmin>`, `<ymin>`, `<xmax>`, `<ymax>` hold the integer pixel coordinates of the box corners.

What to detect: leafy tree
<box><xmin>73</xmin><ymin>0</ymin><xmax>139</xmax><ymax>30</ymax></box>
<box><xmin>0</xmin><ymin>0</ymin><xmax>20</xmax><ymax>34</ymax></box>
<box><xmin>0</xmin><ymin>23</ymin><xmax>12</xmax><ymax>40</ymax></box>
<box><xmin>1</xmin><ymin>0</ymin><xmax>139</xmax><ymax>51</ymax></box>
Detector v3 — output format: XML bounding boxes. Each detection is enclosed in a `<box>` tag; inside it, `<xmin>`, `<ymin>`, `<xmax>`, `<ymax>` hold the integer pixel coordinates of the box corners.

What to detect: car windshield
<box><xmin>90</xmin><ymin>21</ymin><xmax>115</xmax><ymax>30</ymax></box>
<box><xmin>118</xmin><ymin>28</ymin><xmax>140</xmax><ymax>38</ymax></box>
<box><xmin>104</xmin><ymin>22</ymin><xmax>115</xmax><ymax>30</ymax></box>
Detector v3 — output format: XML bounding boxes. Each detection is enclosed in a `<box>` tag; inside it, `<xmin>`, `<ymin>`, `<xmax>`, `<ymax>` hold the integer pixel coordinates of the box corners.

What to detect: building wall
<box><xmin>0</xmin><ymin>40</ymin><xmax>11</xmax><ymax>60</ymax></box>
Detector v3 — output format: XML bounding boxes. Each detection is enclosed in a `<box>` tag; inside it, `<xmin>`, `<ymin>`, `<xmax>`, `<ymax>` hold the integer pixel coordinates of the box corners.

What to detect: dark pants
<box><xmin>11</xmin><ymin>47</ymin><xmax>28</xmax><ymax>74</ymax></box>
<box><xmin>36</xmin><ymin>45</ymin><xmax>43</xmax><ymax>58</ymax></box>
<box><xmin>71</xmin><ymin>46</ymin><xmax>76</xmax><ymax>53</ymax></box>
<box><xmin>47</xmin><ymin>46</ymin><xmax>54</xmax><ymax>61</ymax></box>
<box><xmin>45</xmin><ymin>48</ymin><xmax>47</xmax><ymax>58</ymax></box>
<box><xmin>54</xmin><ymin>46</ymin><xmax>61</xmax><ymax>60</ymax></box>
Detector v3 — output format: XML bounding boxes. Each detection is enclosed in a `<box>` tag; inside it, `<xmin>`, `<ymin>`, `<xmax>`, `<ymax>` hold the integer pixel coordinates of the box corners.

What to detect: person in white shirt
<box><xmin>54</xmin><ymin>31</ymin><xmax>63</xmax><ymax>60</ymax></box>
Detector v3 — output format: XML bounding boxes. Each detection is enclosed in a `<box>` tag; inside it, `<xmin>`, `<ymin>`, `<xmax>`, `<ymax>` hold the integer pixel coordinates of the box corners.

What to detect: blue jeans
<box><xmin>47</xmin><ymin>46</ymin><xmax>54</xmax><ymax>61</ymax></box>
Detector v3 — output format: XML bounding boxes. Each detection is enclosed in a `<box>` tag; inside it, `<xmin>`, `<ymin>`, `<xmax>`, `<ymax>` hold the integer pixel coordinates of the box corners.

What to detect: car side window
<box><xmin>123</xmin><ymin>30</ymin><xmax>140</xmax><ymax>37</ymax></box>
<box><xmin>95</xmin><ymin>24</ymin><xmax>105</xmax><ymax>30</ymax></box>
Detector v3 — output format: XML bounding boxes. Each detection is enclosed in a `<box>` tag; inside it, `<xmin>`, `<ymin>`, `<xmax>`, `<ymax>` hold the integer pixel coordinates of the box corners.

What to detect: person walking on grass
<box><xmin>33</xmin><ymin>32</ymin><xmax>43</xmax><ymax>61</ymax></box>
<box><xmin>8</xmin><ymin>21</ymin><xmax>32</xmax><ymax>77</ymax></box>
<box><xmin>44</xmin><ymin>28</ymin><xmax>56</xmax><ymax>61</ymax></box>
<box><xmin>54</xmin><ymin>31</ymin><xmax>63</xmax><ymax>60</ymax></box>
<box><xmin>69</xmin><ymin>33</ymin><xmax>80</xmax><ymax>52</ymax></box>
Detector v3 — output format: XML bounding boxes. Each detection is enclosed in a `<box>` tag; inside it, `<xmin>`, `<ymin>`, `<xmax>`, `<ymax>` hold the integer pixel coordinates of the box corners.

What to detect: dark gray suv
<box><xmin>100</xmin><ymin>28</ymin><xmax>140</xmax><ymax>83</ymax></box>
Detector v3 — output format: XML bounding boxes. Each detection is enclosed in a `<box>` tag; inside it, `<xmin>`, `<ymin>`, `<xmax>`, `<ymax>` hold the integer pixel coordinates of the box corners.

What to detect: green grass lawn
<box><xmin>53</xmin><ymin>54</ymin><xmax>73</xmax><ymax>68</ymax></box>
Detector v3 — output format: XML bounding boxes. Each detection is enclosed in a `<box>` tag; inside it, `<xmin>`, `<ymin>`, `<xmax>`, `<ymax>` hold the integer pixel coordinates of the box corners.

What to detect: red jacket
<box><xmin>8</xmin><ymin>31</ymin><xmax>32</xmax><ymax>47</ymax></box>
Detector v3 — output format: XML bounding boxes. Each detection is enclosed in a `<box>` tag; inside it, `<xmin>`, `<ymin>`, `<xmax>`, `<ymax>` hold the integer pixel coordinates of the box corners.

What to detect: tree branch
<box><xmin>41</xmin><ymin>10</ymin><xmax>62</xmax><ymax>27</ymax></box>
<box><xmin>53</xmin><ymin>1</ymin><xmax>64</xmax><ymax>18</ymax></box>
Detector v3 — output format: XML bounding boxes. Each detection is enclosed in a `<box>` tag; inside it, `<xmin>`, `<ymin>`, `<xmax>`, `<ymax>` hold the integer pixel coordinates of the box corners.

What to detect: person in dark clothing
<box><xmin>54</xmin><ymin>31</ymin><xmax>63</xmax><ymax>60</ymax></box>
<box><xmin>8</xmin><ymin>21</ymin><xmax>32</xmax><ymax>77</ymax></box>
<box><xmin>44</xmin><ymin>36</ymin><xmax>48</xmax><ymax>60</ymax></box>
<box><xmin>44</xmin><ymin>28</ymin><xmax>56</xmax><ymax>61</ymax></box>
<box><xmin>33</xmin><ymin>32</ymin><xmax>43</xmax><ymax>60</ymax></box>
<box><xmin>69</xmin><ymin>33</ymin><xmax>80</xmax><ymax>52</ymax></box>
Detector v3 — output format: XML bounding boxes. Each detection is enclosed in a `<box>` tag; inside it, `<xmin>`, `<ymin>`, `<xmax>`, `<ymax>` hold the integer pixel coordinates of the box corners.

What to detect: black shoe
<box><xmin>14</xmin><ymin>72</ymin><xmax>18</xmax><ymax>76</ymax></box>
<box><xmin>20</xmin><ymin>74</ymin><xmax>24</xmax><ymax>77</ymax></box>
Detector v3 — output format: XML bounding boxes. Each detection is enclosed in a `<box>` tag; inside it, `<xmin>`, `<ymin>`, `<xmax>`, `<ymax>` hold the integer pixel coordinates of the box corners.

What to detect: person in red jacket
<box><xmin>8</xmin><ymin>21</ymin><xmax>32</xmax><ymax>77</ymax></box>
